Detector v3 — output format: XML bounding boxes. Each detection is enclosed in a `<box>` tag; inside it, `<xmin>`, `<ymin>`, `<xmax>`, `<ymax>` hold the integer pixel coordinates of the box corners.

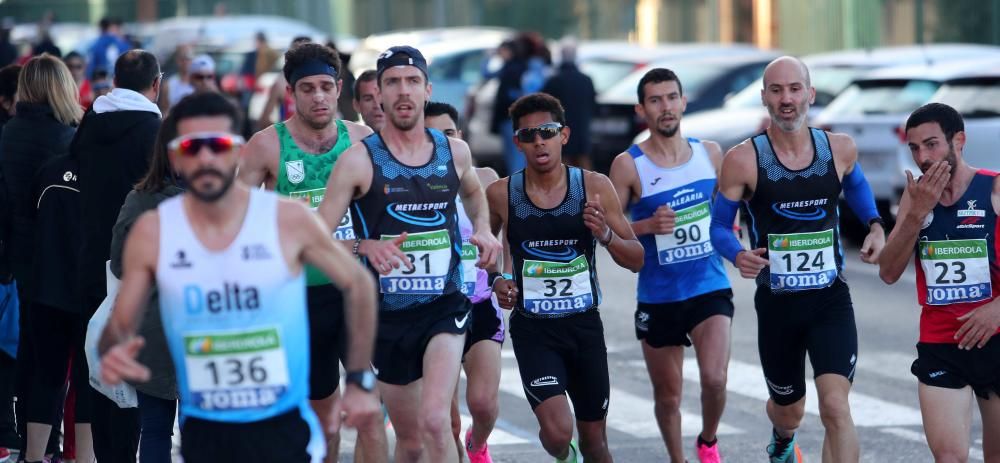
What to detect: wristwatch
<box><xmin>345</xmin><ymin>370</ymin><xmax>376</xmax><ymax>392</ymax></box>
<box><xmin>867</xmin><ymin>217</ymin><xmax>885</xmax><ymax>230</ymax></box>
<box><xmin>352</xmin><ymin>237</ymin><xmax>362</xmax><ymax>257</ymax></box>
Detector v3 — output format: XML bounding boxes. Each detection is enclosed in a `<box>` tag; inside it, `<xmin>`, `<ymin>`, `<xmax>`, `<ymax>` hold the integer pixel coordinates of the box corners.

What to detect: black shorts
<box><xmin>463</xmin><ymin>298</ymin><xmax>505</xmax><ymax>355</ymax></box>
<box><xmin>373</xmin><ymin>291</ymin><xmax>471</xmax><ymax>385</ymax></box>
<box><xmin>180</xmin><ymin>409</ymin><xmax>313</xmax><ymax>462</ymax></box>
<box><xmin>307</xmin><ymin>284</ymin><xmax>346</xmax><ymax>400</ymax></box>
<box><xmin>635</xmin><ymin>289</ymin><xmax>734</xmax><ymax>348</ymax></box>
<box><xmin>510</xmin><ymin>309</ymin><xmax>610</xmax><ymax>422</ymax></box>
<box><xmin>912</xmin><ymin>338</ymin><xmax>1000</xmax><ymax>399</ymax></box>
<box><xmin>755</xmin><ymin>278</ymin><xmax>857</xmax><ymax>406</ymax></box>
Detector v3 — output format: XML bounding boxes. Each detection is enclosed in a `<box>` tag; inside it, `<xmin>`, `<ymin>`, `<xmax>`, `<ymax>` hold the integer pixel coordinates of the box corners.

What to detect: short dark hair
<box><xmin>113</xmin><ymin>49</ymin><xmax>160</xmax><ymax>92</ymax></box>
<box><xmin>508</xmin><ymin>92</ymin><xmax>566</xmax><ymax>130</ymax></box>
<box><xmin>170</xmin><ymin>91</ymin><xmax>243</xmax><ymax>134</ymax></box>
<box><xmin>353</xmin><ymin>69</ymin><xmax>377</xmax><ymax>101</ymax></box>
<box><xmin>283</xmin><ymin>42</ymin><xmax>342</xmax><ymax>85</ymax></box>
<box><xmin>637</xmin><ymin>68</ymin><xmax>683</xmax><ymax>103</ymax></box>
<box><xmin>425</xmin><ymin>101</ymin><xmax>459</xmax><ymax>126</ymax></box>
<box><xmin>63</xmin><ymin>51</ymin><xmax>84</xmax><ymax>63</ymax></box>
<box><xmin>0</xmin><ymin>64</ymin><xmax>21</xmax><ymax>101</ymax></box>
<box><xmin>290</xmin><ymin>36</ymin><xmax>312</xmax><ymax>47</ymax></box>
<box><xmin>905</xmin><ymin>102</ymin><xmax>965</xmax><ymax>143</ymax></box>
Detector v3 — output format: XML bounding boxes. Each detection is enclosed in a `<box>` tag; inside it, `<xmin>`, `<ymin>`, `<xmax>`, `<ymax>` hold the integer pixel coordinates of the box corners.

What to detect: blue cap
<box><xmin>376</xmin><ymin>46</ymin><xmax>429</xmax><ymax>82</ymax></box>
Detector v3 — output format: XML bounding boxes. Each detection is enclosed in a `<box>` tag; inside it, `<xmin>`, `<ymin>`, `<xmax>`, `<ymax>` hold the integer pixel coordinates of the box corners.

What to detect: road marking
<box><xmin>682</xmin><ymin>358</ymin><xmax>925</xmax><ymax>427</ymax></box>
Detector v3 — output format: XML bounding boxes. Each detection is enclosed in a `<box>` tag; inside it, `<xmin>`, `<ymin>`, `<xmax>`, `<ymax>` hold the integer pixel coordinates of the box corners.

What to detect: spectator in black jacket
<box><xmin>0</xmin><ymin>53</ymin><xmax>82</xmax><ymax>463</ymax></box>
<box><xmin>74</xmin><ymin>48</ymin><xmax>161</xmax><ymax>463</ymax></box>
<box><xmin>542</xmin><ymin>39</ymin><xmax>596</xmax><ymax>170</ymax></box>
<box><xmin>0</xmin><ymin>60</ymin><xmax>19</xmax><ymax>459</ymax></box>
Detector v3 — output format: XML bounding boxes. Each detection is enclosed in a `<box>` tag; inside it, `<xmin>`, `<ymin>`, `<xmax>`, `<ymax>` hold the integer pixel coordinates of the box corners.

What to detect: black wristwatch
<box><xmin>867</xmin><ymin>217</ymin><xmax>885</xmax><ymax>230</ymax></box>
<box><xmin>345</xmin><ymin>370</ymin><xmax>376</xmax><ymax>392</ymax></box>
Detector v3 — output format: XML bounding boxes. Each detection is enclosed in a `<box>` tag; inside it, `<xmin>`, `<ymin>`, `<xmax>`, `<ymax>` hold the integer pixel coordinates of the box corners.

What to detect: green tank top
<box><xmin>274</xmin><ymin>119</ymin><xmax>355</xmax><ymax>286</ymax></box>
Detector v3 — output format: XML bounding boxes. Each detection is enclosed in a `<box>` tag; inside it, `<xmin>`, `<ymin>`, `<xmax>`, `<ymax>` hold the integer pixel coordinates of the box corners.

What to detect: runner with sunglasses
<box><xmin>608</xmin><ymin>68</ymin><xmax>732</xmax><ymax>463</ymax></box>
<box><xmin>238</xmin><ymin>42</ymin><xmax>387</xmax><ymax>463</ymax></box>
<box><xmin>317</xmin><ymin>46</ymin><xmax>502</xmax><ymax>463</ymax></box>
<box><xmin>485</xmin><ymin>92</ymin><xmax>643</xmax><ymax>463</ymax></box>
<box><xmin>96</xmin><ymin>92</ymin><xmax>381</xmax><ymax>462</ymax></box>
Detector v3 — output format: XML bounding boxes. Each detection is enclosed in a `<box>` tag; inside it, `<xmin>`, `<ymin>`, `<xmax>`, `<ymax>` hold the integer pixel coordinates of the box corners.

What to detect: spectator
<box><xmin>91</xmin><ymin>69</ymin><xmax>112</xmax><ymax>99</ymax></box>
<box><xmin>86</xmin><ymin>17</ymin><xmax>131</xmax><ymax>80</ymax></box>
<box><xmin>490</xmin><ymin>39</ymin><xmax>527</xmax><ymax>175</ymax></box>
<box><xmin>31</xmin><ymin>24</ymin><xmax>60</xmax><ymax>58</ymax></box>
<box><xmin>254</xmin><ymin>31</ymin><xmax>279</xmax><ymax>79</ymax></box>
<box><xmin>75</xmin><ymin>49</ymin><xmax>162</xmax><ymax>462</ymax></box>
<box><xmin>158</xmin><ymin>44</ymin><xmax>194</xmax><ymax>113</ymax></box>
<box><xmin>0</xmin><ymin>61</ymin><xmax>19</xmax><ymax>462</ymax></box>
<box><xmin>63</xmin><ymin>52</ymin><xmax>93</xmax><ymax>109</ymax></box>
<box><xmin>542</xmin><ymin>38</ymin><xmax>596</xmax><ymax>170</ymax></box>
<box><xmin>0</xmin><ymin>64</ymin><xmax>20</xmax><ymax>134</ymax></box>
<box><xmin>108</xmin><ymin>111</ymin><xmax>184</xmax><ymax>463</ymax></box>
<box><xmin>257</xmin><ymin>36</ymin><xmax>312</xmax><ymax>130</ymax></box>
<box><xmin>329</xmin><ymin>41</ymin><xmax>358</xmax><ymax>121</ymax></box>
<box><xmin>0</xmin><ymin>20</ymin><xmax>17</xmax><ymax>68</ymax></box>
<box><xmin>0</xmin><ymin>54</ymin><xmax>81</xmax><ymax>463</ymax></box>
<box><xmin>188</xmin><ymin>54</ymin><xmax>218</xmax><ymax>94</ymax></box>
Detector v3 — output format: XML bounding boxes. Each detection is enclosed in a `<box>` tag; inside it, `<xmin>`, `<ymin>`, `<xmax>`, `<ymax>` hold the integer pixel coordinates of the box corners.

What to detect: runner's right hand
<box><xmin>493</xmin><ymin>278</ymin><xmax>518</xmax><ymax>310</ymax></box>
<box><xmin>905</xmin><ymin>161</ymin><xmax>951</xmax><ymax>219</ymax></box>
<box><xmin>648</xmin><ymin>205</ymin><xmax>677</xmax><ymax>235</ymax></box>
<box><xmin>735</xmin><ymin>248</ymin><xmax>768</xmax><ymax>279</ymax></box>
<box><xmin>359</xmin><ymin>234</ymin><xmax>413</xmax><ymax>275</ymax></box>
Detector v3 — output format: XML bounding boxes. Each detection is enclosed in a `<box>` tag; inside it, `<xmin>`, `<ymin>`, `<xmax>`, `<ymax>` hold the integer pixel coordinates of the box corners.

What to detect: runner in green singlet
<box><xmin>239</xmin><ymin>42</ymin><xmax>387</xmax><ymax>463</ymax></box>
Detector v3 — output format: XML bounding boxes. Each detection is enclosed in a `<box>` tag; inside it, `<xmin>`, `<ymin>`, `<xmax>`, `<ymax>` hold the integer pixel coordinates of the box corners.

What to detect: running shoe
<box><xmin>465</xmin><ymin>427</ymin><xmax>493</xmax><ymax>463</ymax></box>
<box><xmin>555</xmin><ymin>439</ymin><xmax>579</xmax><ymax>463</ymax></box>
<box><xmin>0</xmin><ymin>447</ymin><xmax>10</xmax><ymax>463</ymax></box>
<box><xmin>695</xmin><ymin>435</ymin><xmax>722</xmax><ymax>463</ymax></box>
<box><xmin>766</xmin><ymin>431</ymin><xmax>803</xmax><ymax>463</ymax></box>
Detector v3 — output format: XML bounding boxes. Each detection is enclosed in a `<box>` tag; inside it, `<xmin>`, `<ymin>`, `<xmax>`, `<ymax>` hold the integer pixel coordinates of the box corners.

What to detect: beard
<box><xmin>297</xmin><ymin>106</ymin><xmax>335</xmax><ymax>130</ymax></box>
<box><xmin>388</xmin><ymin>110</ymin><xmax>419</xmax><ymax>131</ymax></box>
<box><xmin>770</xmin><ymin>102</ymin><xmax>808</xmax><ymax>133</ymax></box>
<box><xmin>184</xmin><ymin>166</ymin><xmax>236</xmax><ymax>203</ymax></box>
<box><xmin>920</xmin><ymin>144</ymin><xmax>958</xmax><ymax>173</ymax></box>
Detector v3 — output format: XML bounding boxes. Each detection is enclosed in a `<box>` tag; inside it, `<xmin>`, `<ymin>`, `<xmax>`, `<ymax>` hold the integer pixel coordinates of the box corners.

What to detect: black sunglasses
<box><xmin>515</xmin><ymin>122</ymin><xmax>563</xmax><ymax>143</ymax></box>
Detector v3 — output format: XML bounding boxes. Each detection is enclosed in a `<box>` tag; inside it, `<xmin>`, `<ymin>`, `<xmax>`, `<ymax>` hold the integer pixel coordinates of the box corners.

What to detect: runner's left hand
<box><xmin>470</xmin><ymin>228</ymin><xmax>502</xmax><ymax>269</ymax></box>
<box><xmin>859</xmin><ymin>223</ymin><xmax>885</xmax><ymax>264</ymax></box>
<box><xmin>100</xmin><ymin>336</ymin><xmax>150</xmax><ymax>384</ymax></box>
<box><xmin>955</xmin><ymin>301</ymin><xmax>1000</xmax><ymax>349</ymax></box>
<box><xmin>331</xmin><ymin>384</ymin><xmax>381</xmax><ymax>433</ymax></box>
<box><xmin>584</xmin><ymin>194</ymin><xmax>611</xmax><ymax>243</ymax></box>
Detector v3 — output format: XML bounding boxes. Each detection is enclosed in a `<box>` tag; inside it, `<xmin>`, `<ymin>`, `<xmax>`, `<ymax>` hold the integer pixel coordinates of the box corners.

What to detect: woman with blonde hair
<box><xmin>0</xmin><ymin>52</ymin><xmax>85</xmax><ymax>463</ymax></box>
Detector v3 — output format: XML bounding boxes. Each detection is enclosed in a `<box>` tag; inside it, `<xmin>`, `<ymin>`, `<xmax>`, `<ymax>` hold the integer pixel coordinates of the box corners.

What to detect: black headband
<box><xmin>289</xmin><ymin>58</ymin><xmax>338</xmax><ymax>86</ymax></box>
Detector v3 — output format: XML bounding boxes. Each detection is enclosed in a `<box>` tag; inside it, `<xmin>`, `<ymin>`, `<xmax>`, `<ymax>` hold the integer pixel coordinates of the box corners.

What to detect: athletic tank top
<box><xmin>352</xmin><ymin>129</ymin><xmax>463</xmax><ymax>311</ymax></box>
<box><xmin>507</xmin><ymin>166</ymin><xmax>600</xmax><ymax>318</ymax></box>
<box><xmin>914</xmin><ymin>170</ymin><xmax>1000</xmax><ymax>343</ymax></box>
<box><xmin>273</xmin><ymin>120</ymin><xmax>355</xmax><ymax>286</ymax></box>
<box><xmin>457</xmin><ymin>195</ymin><xmax>490</xmax><ymax>303</ymax></box>
<box><xmin>627</xmin><ymin>141</ymin><xmax>730</xmax><ymax>303</ymax></box>
<box><xmin>155</xmin><ymin>190</ymin><xmax>322</xmax><ymax>455</ymax></box>
<box><xmin>745</xmin><ymin>128</ymin><xmax>844</xmax><ymax>292</ymax></box>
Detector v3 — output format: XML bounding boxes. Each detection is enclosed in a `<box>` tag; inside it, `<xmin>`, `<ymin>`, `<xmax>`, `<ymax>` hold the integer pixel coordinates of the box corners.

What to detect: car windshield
<box><xmin>580</xmin><ymin>59</ymin><xmax>641</xmax><ymax>94</ymax></box>
<box><xmin>821</xmin><ymin>79</ymin><xmax>940</xmax><ymax>117</ymax></box>
<box><xmin>602</xmin><ymin>61</ymin><xmax>726</xmax><ymax>103</ymax></box>
<box><xmin>724</xmin><ymin>67</ymin><xmax>867</xmax><ymax>109</ymax></box>
<box><xmin>932</xmin><ymin>80</ymin><xmax>1000</xmax><ymax>118</ymax></box>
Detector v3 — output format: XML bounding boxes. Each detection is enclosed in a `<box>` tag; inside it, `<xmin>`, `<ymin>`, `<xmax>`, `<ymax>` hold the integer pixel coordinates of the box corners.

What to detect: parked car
<box><xmin>149</xmin><ymin>15</ymin><xmax>329</xmax><ymax>64</ymax></box>
<box><xmin>815</xmin><ymin>56</ymin><xmax>1000</xmax><ymax>220</ymax></box>
<box><xmin>349</xmin><ymin>27</ymin><xmax>513</xmax><ymax>76</ymax></box>
<box><xmin>632</xmin><ymin>44</ymin><xmax>1000</xmax><ymax>152</ymax></box>
<box><xmin>590</xmin><ymin>51</ymin><xmax>779</xmax><ymax>172</ymax></box>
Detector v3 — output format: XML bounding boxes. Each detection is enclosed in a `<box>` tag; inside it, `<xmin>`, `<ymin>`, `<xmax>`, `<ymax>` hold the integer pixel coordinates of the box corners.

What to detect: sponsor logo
<box><xmin>426</xmin><ymin>182</ymin><xmax>450</xmax><ymax>192</ymax></box>
<box><xmin>241</xmin><ymin>244</ymin><xmax>272</xmax><ymax>261</ymax></box>
<box><xmin>285</xmin><ymin>160</ymin><xmax>305</xmax><ymax>184</ymax></box>
<box><xmin>384</xmin><ymin>184</ymin><xmax>409</xmax><ymax>195</ymax></box>
<box><xmin>371</xmin><ymin>364</ymin><xmax>379</xmax><ymax>376</ymax></box>
<box><xmin>454</xmin><ymin>312</ymin><xmax>469</xmax><ymax>329</ymax></box>
<box><xmin>183</xmin><ymin>283</ymin><xmax>261</xmax><ymax>314</ymax></box>
<box><xmin>928</xmin><ymin>370</ymin><xmax>946</xmax><ymax>378</ymax></box>
<box><xmin>672</xmin><ymin>187</ymin><xmax>694</xmax><ymax>198</ymax></box>
<box><xmin>520</xmin><ymin>240</ymin><xmax>579</xmax><ymax>261</ymax></box>
<box><xmin>770</xmin><ymin>198</ymin><xmax>828</xmax><ymax>221</ymax></box>
<box><xmin>957</xmin><ymin>199</ymin><xmax>986</xmax><ymax>218</ymax></box>
<box><xmin>921</xmin><ymin>211</ymin><xmax>934</xmax><ymax>229</ymax></box>
<box><xmin>385</xmin><ymin>202</ymin><xmax>448</xmax><ymax>226</ymax></box>
<box><xmin>650</xmin><ymin>177</ymin><xmax>662</xmax><ymax>186</ymax></box>
<box><xmin>635</xmin><ymin>311</ymin><xmax>650</xmax><ymax>331</ymax></box>
<box><xmin>602</xmin><ymin>397</ymin><xmax>609</xmax><ymax>410</ymax></box>
<box><xmin>529</xmin><ymin>376</ymin><xmax>559</xmax><ymax>387</ymax></box>
<box><xmin>766</xmin><ymin>378</ymin><xmax>794</xmax><ymax>396</ymax></box>
<box><xmin>63</xmin><ymin>171</ymin><xmax>76</xmax><ymax>182</ymax></box>
<box><xmin>171</xmin><ymin>250</ymin><xmax>192</xmax><ymax>269</ymax></box>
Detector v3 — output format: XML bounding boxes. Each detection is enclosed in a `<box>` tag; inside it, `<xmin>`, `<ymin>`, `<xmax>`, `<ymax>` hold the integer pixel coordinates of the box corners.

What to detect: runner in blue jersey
<box><xmin>710</xmin><ymin>57</ymin><xmax>885</xmax><ymax>463</ymax></box>
<box><xmin>96</xmin><ymin>92</ymin><xmax>381</xmax><ymax>463</ymax></box>
<box><xmin>317</xmin><ymin>46</ymin><xmax>502</xmax><ymax>463</ymax></box>
<box><xmin>608</xmin><ymin>68</ymin><xmax>732</xmax><ymax>463</ymax></box>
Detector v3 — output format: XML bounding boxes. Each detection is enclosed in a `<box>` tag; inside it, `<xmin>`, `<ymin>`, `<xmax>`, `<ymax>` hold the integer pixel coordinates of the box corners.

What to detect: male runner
<box><xmin>879</xmin><ymin>102</ymin><xmax>1000</xmax><ymax>463</ymax></box>
<box><xmin>425</xmin><ymin>101</ymin><xmax>504</xmax><ymax>463</ymax></box>
<box><xmin>608</xmin><ymin>68</ymin><xmax>732</xmax><ymax>463</ymax></box>
<box><xmin>708</xmin><ymin>56</ymin><xmax>885</xmax><ymax>463</ymax></box>
<box><xmin>97</xmin><ymin>92</ymin><xmax>380</xmax><ymax>462</ymax></box>
<box><xmin>487</xmin><ymin>92</ymin><xmax>643</xmax><ymax>463</ymax></box>
<box><xmin>317</xmin><ymin>46</ymin><xmax>502</xmax><ymax>463</ymax></box>
<box><xmin>354</xmin><ymin>70</ymin><xmax>385</xmax><ymax>131</ymax></box>
<box><xmin>238</xmin><ymin>42</ymin><xmax>387</xmax><ymax>463</ymax></box>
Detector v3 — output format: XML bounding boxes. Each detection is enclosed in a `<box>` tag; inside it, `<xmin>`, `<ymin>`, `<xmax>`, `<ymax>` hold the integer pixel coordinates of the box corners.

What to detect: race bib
<box><xmin>655</xmin><ymin>201</ymin><xmax>713</xmax><ymax>265</ymax></box>
<box><xmin>521</xmin><ymin>255</ymin><xmax>593</xmax><ymax>315</ymax></box>
<box><xmin>920</xmin><ymin>239</ymin><xmax>992</xmax><ymax>305</ymax></box>
<box><xmin>460</xmin><ymin>241</ymin><xmax>478</xmax><ymax>297</ymax></box>
<box><xmin>379</xmin><ymin>229</ymin><xmax>452</xmax><ymax>294</ymax></box>
<box><xmin>184</xmin><ymin>327</ymin><xmax>289</xmax><ymax>411</ymax></box>
<box><xmin>768</xmin><ymin>229</ymin><xmax>837</xmax><ymax>291</ymax></box>
<box><xmin>288</xmin><ymin>188</ymin><xmax>355</xmax><ymax>240</ymax></box>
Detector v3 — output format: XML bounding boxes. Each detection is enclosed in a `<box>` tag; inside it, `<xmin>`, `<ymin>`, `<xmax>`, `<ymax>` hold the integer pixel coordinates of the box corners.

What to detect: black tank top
<box><xmin>507</xmin><ymin>166</ymin><xmax>601</xmax><ymax>318</ymax></box>
<box><xmin>352</xmin><ymin>128</ymin><xmax>463</xmax><ymax>311</ymax></box>
<box><xmin>746</xmin><ymin>128</ymin><xmax>844</xmax><ymax>292</ymax></box>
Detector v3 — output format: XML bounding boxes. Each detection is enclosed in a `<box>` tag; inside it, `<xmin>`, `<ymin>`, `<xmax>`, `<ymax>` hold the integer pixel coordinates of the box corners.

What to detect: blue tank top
<box><xmin>627</xmin><ymin>140</ymin><xmax>730</xmax><ymax>303</ymax></box>
<box><xmin>155</xmin><ymin>190</ymin><xmax>323</xmax><ymax>459</ymax></box>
